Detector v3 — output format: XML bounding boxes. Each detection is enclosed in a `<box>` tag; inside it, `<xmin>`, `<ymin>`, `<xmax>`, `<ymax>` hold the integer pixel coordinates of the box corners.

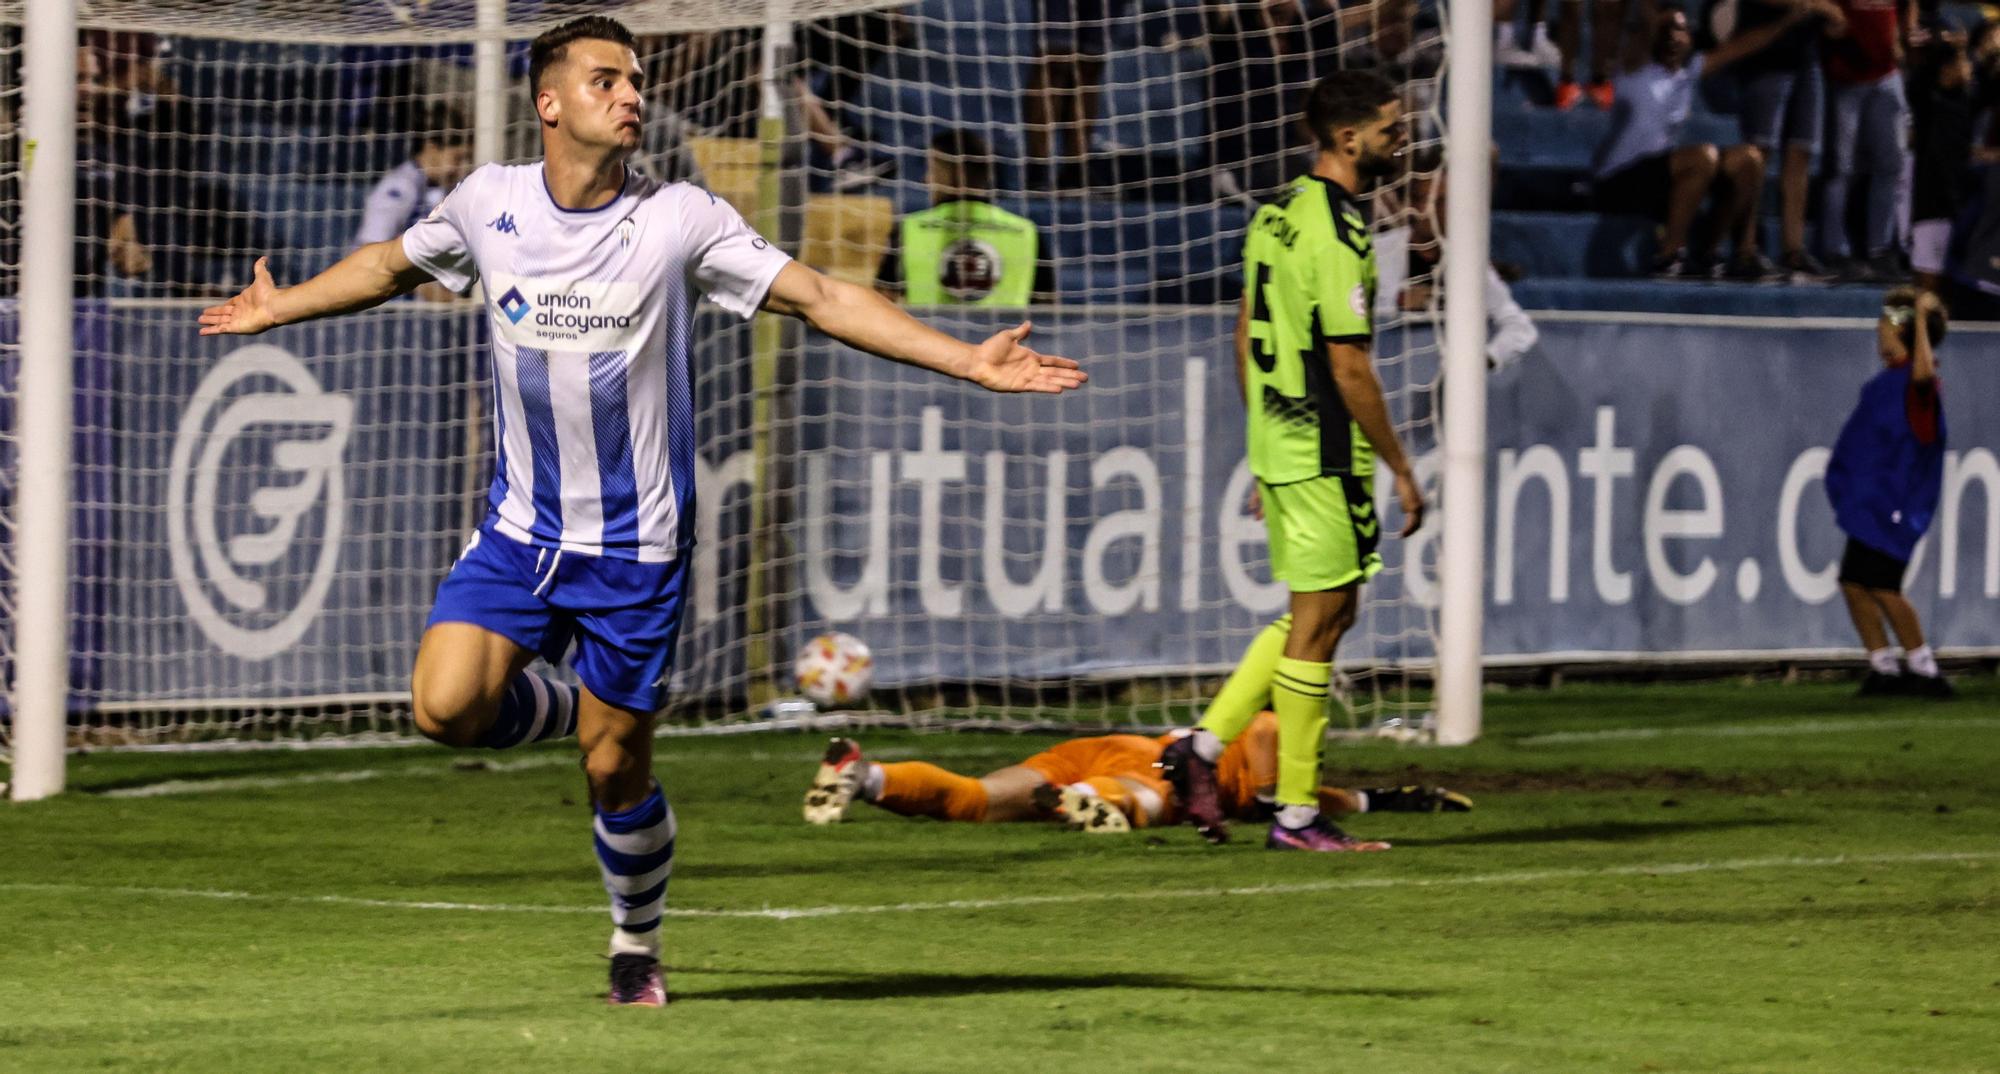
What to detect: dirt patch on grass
<box><xmin>1330</xmin><ymin>765</ymin><xmax>1886</xmax><ymax>795</ymax></box>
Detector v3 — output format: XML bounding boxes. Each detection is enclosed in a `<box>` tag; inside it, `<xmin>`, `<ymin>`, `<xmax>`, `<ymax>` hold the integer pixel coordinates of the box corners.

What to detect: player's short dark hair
<box><xmin>418</xmin><ymin>104</ymin><xmax>470</xmax><ymax>149</ymax></box>
<box><xmin>1301</xmin><ymin>70</ymin><xmax>1400</xmax><ymax>149</ymax></box>
<box><xmin>1884</xmin><ymin>286</ymin><xmax>1949</xmax><ymax>349</ymax></box>
<box><xmin>929</xmin><ymin>128</ymin><xmax>994</xmax><ymax>192</ymax></box>
<box><xmin>528</xmin><ymin>15</ymin><xmax>638</xmax><ymax>111</ymax></box>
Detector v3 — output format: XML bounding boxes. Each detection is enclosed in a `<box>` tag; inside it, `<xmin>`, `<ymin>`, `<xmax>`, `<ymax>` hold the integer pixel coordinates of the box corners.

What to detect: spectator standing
<box><xmin>92</xmin><ymin>31</ymin><xmax>262</xmax><ymax>294</ymax></box>
<box><xmin>795</xmin><ymin>11</ymin><xmax>910</xmax><ymax>190</ymax></box>
<box><xmin>1732</xmin><ymin>0</ymin><xmax>1845</xmax><ymax>279</ymax></box>
<box><xmin>352</xmin><ymin>108</ymin><xmax>471</xmax><ymax>248</ymax></box>
<box><xmin>642</xmin><ymin>29</ymin><xmax>762</xmax><ymax>140</ymax></box>
<box><xmin>1374</xmin><ymin>167</ymin><xmax>1538</xmax><ymax>371</ymax></box>
<box><xmin>1205</xmin><ymin>0</ymin><xmax>1346</xmax><ymax>204</ymax></box>
<box><xmin>1494</xmin><ymin>0</ymin><xmax>1564</xmax><ymax>71</ymax></box>
<box><xmin>875</xmin><ymin>129</ymin><xmax>1056</xmax><ymax>306</ymax></box>
<box><xmin>1026</xmin><ymin>0</ymin><xmax>1127</xmax><ymax>188</ymax></box>
<box><xmin>353</xmin><ymin>108</ymin><xmax>471</xmax><ymax>303</ymax></box>
<box><xmin>1907</xmin><ymin>36</ymin><xmax>1976</xmax><ymax>292</ymax></box>
<box><xmin>1557</xmin><ymin>0</ymin><xmax>1659</xmax><ymax>110</ymax></box>
<box><xmin>74</xmin><ymin>43</ymin><xmax>149</xmax><ymax>296</ymax></box>
<box><xmin>1820</xmin><ymin>0</ymin><xmax>1913</xmax><ymax>280</ymax></box>
<box><xmin>1591</xmin><ymin>2</ymin><xmax>1828</xmax><ymax>278</ymax></box>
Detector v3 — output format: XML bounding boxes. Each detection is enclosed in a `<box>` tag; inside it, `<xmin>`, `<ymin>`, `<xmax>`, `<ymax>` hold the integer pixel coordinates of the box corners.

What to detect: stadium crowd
<box><xmin>1501</xmin><ymin>0</ymin><xmax>2000</xmax><ymax>297</ymax></box>
<box><xmin>8</xmin><ymin>0</ymin><xmax>2000</xmax><ymax>313</ymax></box>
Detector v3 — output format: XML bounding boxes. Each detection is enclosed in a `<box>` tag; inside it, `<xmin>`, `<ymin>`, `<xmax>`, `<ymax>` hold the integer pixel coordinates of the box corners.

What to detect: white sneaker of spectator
<box><xmin>1213</xmin><ymin>169</ymin><xmax>1260</xmax><ymax>210</ymax></box>
<box><xmin>1496</xmin><ymin>24</ymin><xmax>1559</xmax><ymax>70</ymax></box>
<box><xmin>830</xmin><ymin>147</ymin><xmax>895</xmax><ymax>192</ymax></box>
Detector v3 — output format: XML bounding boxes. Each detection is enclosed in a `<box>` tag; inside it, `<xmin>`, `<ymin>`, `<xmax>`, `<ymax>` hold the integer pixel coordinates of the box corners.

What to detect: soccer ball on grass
<box><xmin>794</xmin><ymin>632</ymin><xmax>874</xmax><ymax>707</ymax></box>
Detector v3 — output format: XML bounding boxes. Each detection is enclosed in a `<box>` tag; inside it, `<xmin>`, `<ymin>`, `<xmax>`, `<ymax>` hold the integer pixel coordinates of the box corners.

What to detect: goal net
<box><xmin>0</xmin><ymin>0</ymin><xmax>1457</xmax><ymax>751</ymax></box>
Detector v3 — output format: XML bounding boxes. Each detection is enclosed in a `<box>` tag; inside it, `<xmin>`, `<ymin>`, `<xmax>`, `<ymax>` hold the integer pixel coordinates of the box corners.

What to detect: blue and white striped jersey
<box><xmin>403</xmin><ymin>162</ymin><xmax>790</xmax><ymax>562</ymax></box>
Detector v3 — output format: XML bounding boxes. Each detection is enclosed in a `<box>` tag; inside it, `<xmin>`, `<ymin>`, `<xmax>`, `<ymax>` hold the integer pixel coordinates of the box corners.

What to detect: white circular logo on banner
<box><xmin>166</xmin><ymin>345</ymin><xmax>354</xmax><ymax>660</ymax></box>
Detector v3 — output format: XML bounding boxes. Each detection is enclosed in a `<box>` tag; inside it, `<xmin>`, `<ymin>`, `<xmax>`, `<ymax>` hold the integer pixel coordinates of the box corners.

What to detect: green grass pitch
<box><xmin>3</xmin><ymin>680</ymin><xmax>1997</xmax><ymax>1073</ymax></box>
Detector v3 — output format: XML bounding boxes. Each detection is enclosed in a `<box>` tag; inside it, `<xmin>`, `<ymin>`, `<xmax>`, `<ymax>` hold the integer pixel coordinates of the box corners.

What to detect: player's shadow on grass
<box><xmin>1391</xmin><ymin>816</ymin><xmax>1802</xmax><ymax>847</ymax></box>
<box><xmin>674</xmin><ymin>969</ymin><xmax>1443</xmax><ymax>1004</ymax></box>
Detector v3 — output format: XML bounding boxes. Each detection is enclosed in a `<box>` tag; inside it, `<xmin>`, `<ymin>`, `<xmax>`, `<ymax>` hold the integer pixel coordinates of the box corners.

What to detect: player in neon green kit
<box><xmin>1158</xmin><ymin>70</ymin><xmax>1425</xmax><ymax>851</ymax></box>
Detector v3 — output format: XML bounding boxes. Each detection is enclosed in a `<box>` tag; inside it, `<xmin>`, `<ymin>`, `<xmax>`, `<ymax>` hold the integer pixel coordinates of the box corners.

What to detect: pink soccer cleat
<box><xmin>607</xmin><ymin>953</ymin><xmax>667</xmax><ymax>1007</ymax></box>
<box><xmin>1266</xmin><ymin>815</ymin><xmax>1391</xmax><ymax>853</ymax></box>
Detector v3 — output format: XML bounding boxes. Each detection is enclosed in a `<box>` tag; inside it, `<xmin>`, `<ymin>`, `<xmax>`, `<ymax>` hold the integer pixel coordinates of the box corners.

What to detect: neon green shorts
<box><xmin>1259</xmin><ymin>474</ymin><xmax>1383</xmax><ymax>592</ymax></box>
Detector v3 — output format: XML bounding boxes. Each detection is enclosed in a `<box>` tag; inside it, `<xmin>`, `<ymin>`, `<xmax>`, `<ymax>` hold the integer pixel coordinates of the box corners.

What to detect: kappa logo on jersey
<box><xmin>487</xmin><ymin>212</ymin><xmax>520</xmax><ymax>236</ymax></box>
<box><xmin>497</xmin><ymin>286</ymin><xmax>532</xmax><ymax>325</ymax></box>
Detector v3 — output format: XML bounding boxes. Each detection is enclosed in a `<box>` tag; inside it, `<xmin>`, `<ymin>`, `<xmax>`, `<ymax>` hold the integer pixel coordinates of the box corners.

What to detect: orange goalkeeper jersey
<box><xmin>1016</xmin><ymin>713</ymin><xmax>1283</xmax><ymax>824</ymax></box>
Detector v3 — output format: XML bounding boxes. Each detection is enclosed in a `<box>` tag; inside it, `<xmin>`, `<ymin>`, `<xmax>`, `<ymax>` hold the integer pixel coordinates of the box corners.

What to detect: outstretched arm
<box><xmin>198</xmin><ymin>241</ymin><xmax>436</xmax><ymax>336</ymax></box>
<box><xmin>761</xmin><ymin>261</ymin><xmax>1086</xmax><ymax>394</ymax></box>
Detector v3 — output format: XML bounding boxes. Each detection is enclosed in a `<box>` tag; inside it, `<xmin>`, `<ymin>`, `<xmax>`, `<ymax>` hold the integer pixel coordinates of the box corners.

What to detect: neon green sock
<box><xmin>1196</xmin><ymin>614</ymin><xmax>1292</xmax><ymax>744</ymax></box>
<box><xmin>1271</xmin><ymin>656</ymin><xmax>1331</xmax><ymax>807</ymax></box>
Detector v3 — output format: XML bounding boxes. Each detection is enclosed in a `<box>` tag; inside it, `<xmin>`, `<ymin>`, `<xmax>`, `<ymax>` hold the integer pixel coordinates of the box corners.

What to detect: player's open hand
<box><xmin>198</xmin><ymin>257</ymin><xmax>281</xmax><ymax>336</ymax></box>
<box><xmin>1394</xmin><ymin>469</ymin><xmax>1426</xmax><ymax>538</ymax></box>
<box><xmin>965</xmin><ymin>321</ymin><xmax>1087</xmax><ymax>394</ymax></box>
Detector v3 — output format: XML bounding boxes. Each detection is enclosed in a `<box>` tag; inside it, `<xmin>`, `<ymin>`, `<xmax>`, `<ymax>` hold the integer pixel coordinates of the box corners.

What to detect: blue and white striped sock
<box><xmin>594</xmin><ymin>782</ymin><xmax>676</xmax><ymax>958</ymax></box>
<box><xmin>473</xmin><ymin>672</ymin><xmax>578</xmax><ymax>749</ymax></box>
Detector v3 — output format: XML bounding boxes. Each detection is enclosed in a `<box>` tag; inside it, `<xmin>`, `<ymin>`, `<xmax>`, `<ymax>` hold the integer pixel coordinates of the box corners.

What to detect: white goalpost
<box><xmin>1437</xmin><ymin>0</ymin><xmax>1490</xmax><ymax>747</ymax></box>
<box><xmin>8</xmin><ymin>0</ymin><xmax>78</xmax><ymax>799</ymax></box>
<box><xmin>3</xmin><ymin>0</ymin><xmax>1486</xmax><ymax>793</ymax></box>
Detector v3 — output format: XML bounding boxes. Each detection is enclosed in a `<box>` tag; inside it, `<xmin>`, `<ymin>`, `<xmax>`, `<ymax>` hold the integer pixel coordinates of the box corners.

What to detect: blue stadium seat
<box><xmin>1511</xmin><ymin>278</ymin><xmax>1884</xmax><ymax>317</ymax></box>
<box><xmin>1492</xmin><ymin>211</ymin><xmax>1657</xmax><ymax>278</ymax></box>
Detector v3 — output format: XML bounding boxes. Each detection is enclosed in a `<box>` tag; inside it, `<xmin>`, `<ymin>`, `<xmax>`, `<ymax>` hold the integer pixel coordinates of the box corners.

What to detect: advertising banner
<box><xmin>6</xmin><ymin>304</ymin><xmax>1993</xmax><ymax>706</ymax></box>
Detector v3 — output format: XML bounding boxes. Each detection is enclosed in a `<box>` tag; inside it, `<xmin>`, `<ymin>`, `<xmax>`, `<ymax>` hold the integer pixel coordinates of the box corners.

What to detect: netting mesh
<box><xmin>6</xmin><ymin>2</ymin><xmax>903</xmax><ymax>42</ymax></box>
<box><xmin>1</xmin><ymin>25</ymin><xmax>17</xmax><ymax>744</ymax></box>
<box><xmin>1</xmin><ymin>0</ymin><xmax>1451</xmax><ymax>749</ymax></box>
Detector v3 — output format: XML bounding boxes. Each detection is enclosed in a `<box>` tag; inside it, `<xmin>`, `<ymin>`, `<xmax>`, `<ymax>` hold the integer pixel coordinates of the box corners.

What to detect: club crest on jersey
<box><xmin>497</xmin><ymin>286</ymin><xmax>532</xmax><ymax>325</ymax></box>
<box><xmin>618</xmin><ymin>217</ymin><xmax>635</xmax><ymax>247</ymax></box>
<box><xmin>487</xmin><ymin>212</ymin><xmax>520</xmax><ymax>236</ymax></box>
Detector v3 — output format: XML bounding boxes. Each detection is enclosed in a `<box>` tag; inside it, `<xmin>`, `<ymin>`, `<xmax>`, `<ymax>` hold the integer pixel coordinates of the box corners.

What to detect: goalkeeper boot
<box><xmin>1856</xmin><ymin>670</ymin><xmax>1906</xmax><ymax>698</ymax></box>
<box><xmin>607</xmin><ymin>953</ymin><xmax>668</xmax><ymax>1007</ymax></box>
<box><xmin>803</xmin><ymin>737</ymin><xmax>867</xmax><ymax>825</ymax></box>
<box><xmin>1267</xmin><ymin>814</ymin><xmax>1391</xmax><ymax>853</ymax></box>
<box><xmin>1363</xmin><ymin>785</ymin><xmax>1475</xmax><ymax>813</ymax></box>
<box><xmin>1905</xmin><ymin>672</ymin><xmax>1957</xmax><ymax>700</ymax></box>
<box><xmin>1155</xmin><ymin>735</ymin><xmax>1228</xmax><ymax>844</ymax></box>
<box><xmin>1048</xmin><ymin>784</ymin><xmax>1132</xmax><ymax>834</ymax></box>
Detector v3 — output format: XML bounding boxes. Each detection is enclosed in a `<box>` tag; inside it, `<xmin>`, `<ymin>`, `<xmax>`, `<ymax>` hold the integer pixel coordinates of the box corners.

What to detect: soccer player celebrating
<box><xmin>802</xmin><ymin>715</ymin><xmax>1469</xmax><ymax>834</ymax></box>
<box><xmin>1826</xmin><ymin>287</ymin><xmax>1953</xmax><ymax>699</ymax></box>
<box><xmin>197</xmin><ymin>15</ymin><xmax>1084</xmax><ymax>1007</ymax></box>
<box><xmin>1156</xmin><ymin>70</ymin><xmax>1424</xmax><ymax>851</ymax></box>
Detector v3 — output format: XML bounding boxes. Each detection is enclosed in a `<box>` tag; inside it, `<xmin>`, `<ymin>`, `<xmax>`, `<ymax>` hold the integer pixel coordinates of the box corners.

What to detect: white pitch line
<box><xmin>3</xmin><ymin>851</ymin><xmax>1992</xmax><ymax>922</ymax></box>
<box><xmin>97</xmin><ymin>743</ymin><xmax>1043</xmax><ymax>798</ymax></box>
<box><xmin>1516</xmin><ymin>716</ymin><xmax>2000</xmax><ymax>746</ymax></box>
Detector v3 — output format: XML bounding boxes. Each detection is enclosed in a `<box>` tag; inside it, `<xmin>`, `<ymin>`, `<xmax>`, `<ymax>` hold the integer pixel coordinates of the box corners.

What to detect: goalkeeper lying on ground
<box><xmin>802</xmin><ymin>712</ymin><xmax>1469</xmax><ymax>844</ymax></box>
